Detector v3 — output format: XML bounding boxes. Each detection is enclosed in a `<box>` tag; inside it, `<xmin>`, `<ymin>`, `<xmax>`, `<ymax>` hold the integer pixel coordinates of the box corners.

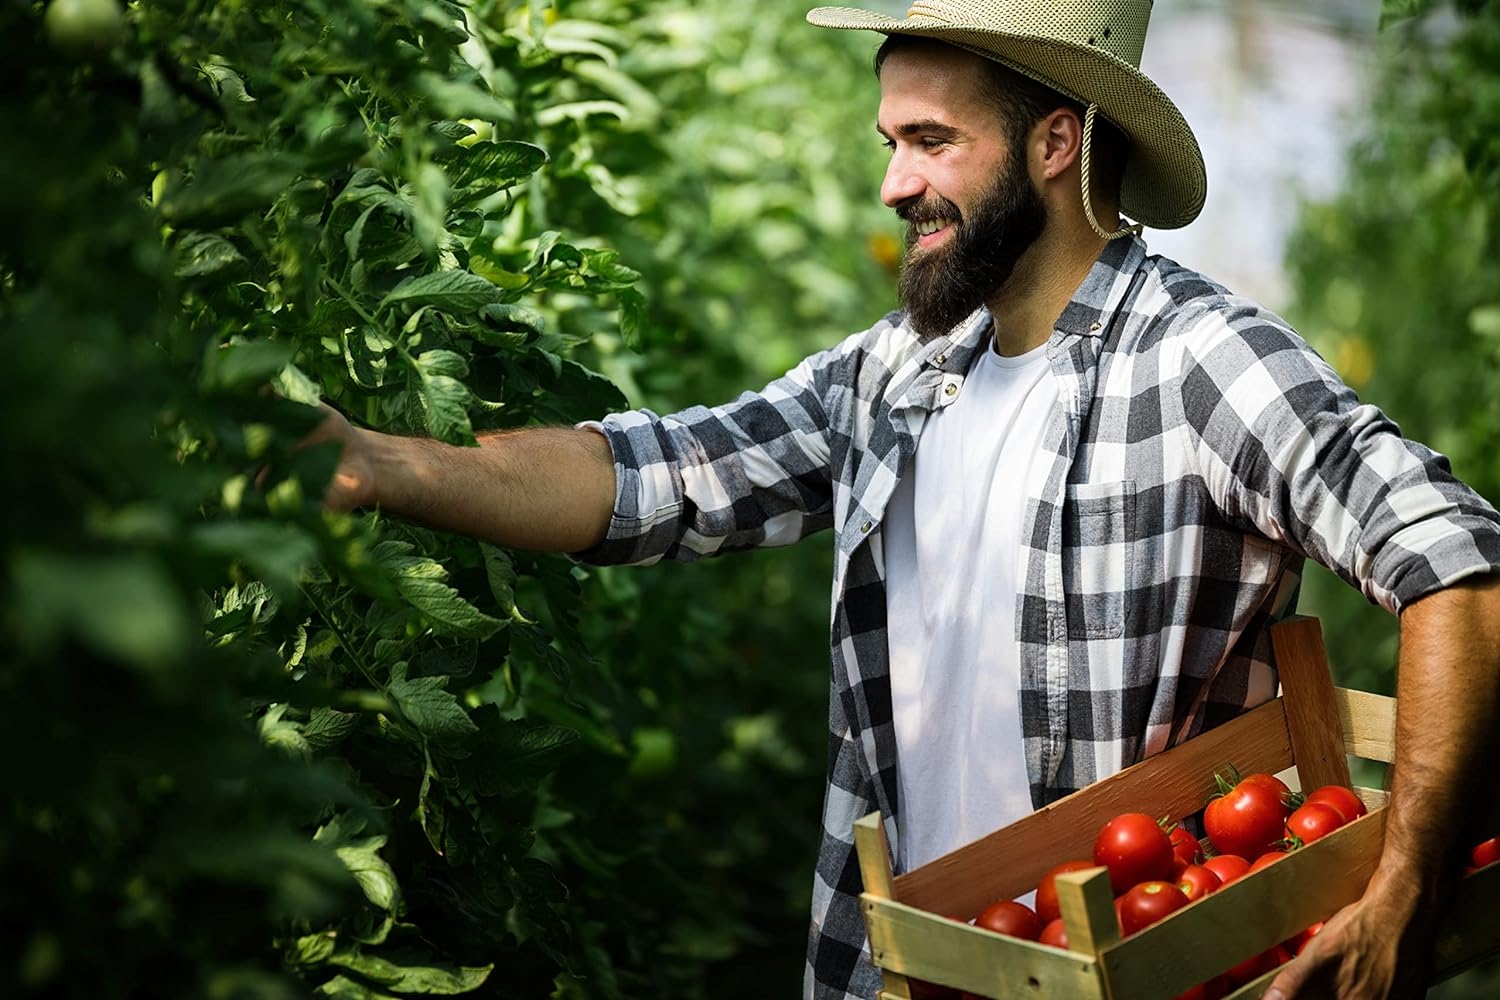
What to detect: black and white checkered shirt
<box><xmin>578</xmin><ymin>235</ymin><xmax>1500</xmax><ymax>999</ymax></box>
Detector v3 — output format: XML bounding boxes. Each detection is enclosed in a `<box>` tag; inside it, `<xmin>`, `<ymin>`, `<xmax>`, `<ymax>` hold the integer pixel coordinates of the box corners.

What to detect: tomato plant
<box><xmin>1093</xmin><ymin>813</ymin><xmax>1175</xmax><ymax>894</ymax></box>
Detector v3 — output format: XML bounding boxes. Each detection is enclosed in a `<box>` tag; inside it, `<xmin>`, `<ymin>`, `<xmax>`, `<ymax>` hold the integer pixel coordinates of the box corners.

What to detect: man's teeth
<box><xmin>916</xmin><ymin>219</ymin><xmax>954</xmax><ymax>237</ymax></box>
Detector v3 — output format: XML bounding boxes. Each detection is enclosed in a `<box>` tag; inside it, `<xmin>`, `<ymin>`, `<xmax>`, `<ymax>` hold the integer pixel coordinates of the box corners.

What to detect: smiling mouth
<box><xmin>915</xmin><ymin>218</ymin><xmax>955</xmax><ymax>237</ymax></box>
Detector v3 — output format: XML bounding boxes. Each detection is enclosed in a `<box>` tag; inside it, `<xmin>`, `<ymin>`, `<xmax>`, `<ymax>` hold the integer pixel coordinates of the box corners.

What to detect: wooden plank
<box><xmin>893</xmin><ymin>697</ymin><xmax>1295</xmax><ymax>915</ymax></box>
<box><xmin>856</xmin><ymin>812</ymin><xmax>897</xmax><ymax>899</ymax></box>
<box><xmin>1054</xmin><ymin>867</ymin><xmax>1119</xmax><ymax>957</ymax></box>
<box><xmin>854</xmin><ymin>813</ymin><xmax>915</xmax><ymax>999</ymax></box>
<box><xmin>1100</xmin><ymin>808</ymin><xmax>1386</xmax><ymax>998</ymax></box>
<box><xmin>861</xmin><ymin>894</ymin><xmax>1105</xmax><ymax>1000</ymax></box>
<box><xmin>1335</xmin><ymin>687</ymin><xmax>1397</xmax><ymax>763</ymax></box>
<box><xmin>1272</xmin><ymin>617</ymin><xmax>1352</xmax><ymax>791</ymax></box>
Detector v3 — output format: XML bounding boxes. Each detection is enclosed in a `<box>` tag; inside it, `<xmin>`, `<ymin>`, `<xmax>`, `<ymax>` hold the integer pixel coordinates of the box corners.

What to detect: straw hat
<box><xmin>806</xmin><ymin>1</ymin><xmax>1206</xmax><ymax>231</ymax></box>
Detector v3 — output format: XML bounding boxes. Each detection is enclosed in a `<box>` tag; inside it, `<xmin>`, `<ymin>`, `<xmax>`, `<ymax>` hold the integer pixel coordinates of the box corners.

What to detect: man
<box><xmin>307</xmin><ymin>2</ymin><xmax>1500</xmax><ymax>998</ymax></box>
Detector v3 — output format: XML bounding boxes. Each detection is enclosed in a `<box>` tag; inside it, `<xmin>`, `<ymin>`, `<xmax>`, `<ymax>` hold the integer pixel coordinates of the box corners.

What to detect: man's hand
<box><xmin>1261</xmin><ymin>883</ymin><xmax>1429</xmax><ymax>1000</ymax></box>
<box><xmin>299</xmin><ymin>403</ymin><xmax>376</xmax><ymax>511</ymax></box>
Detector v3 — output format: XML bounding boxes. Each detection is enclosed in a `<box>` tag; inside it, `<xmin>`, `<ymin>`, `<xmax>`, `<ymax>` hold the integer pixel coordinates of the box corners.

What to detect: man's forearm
<box><xmin>356</xmin><ymin>424</ymin><xmax>617</xmax><ymax>552</ymax></box>
<box><xmin>1369</xmin><ymin>575</ymin><xmax>1500</xmax><ymax>913</ymax></box>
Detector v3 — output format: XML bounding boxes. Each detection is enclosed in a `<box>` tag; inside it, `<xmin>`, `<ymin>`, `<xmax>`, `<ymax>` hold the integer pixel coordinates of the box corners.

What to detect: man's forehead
<box><xmin>876</xmin><ymin>43</ymin><xmax>994</xmax><ymax>126</ymax></box>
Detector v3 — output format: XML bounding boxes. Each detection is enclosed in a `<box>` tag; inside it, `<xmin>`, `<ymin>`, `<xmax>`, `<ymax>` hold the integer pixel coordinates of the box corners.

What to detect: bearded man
<box><xmin>305</xmin><ymin>2</ymin><xmax>1500</xmax><ymax>998</ymax></box>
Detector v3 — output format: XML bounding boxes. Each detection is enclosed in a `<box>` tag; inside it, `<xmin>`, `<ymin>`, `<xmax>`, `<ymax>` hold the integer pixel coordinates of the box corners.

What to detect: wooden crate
<box><xmin>854</xmin><ymin>616</ymin><xmax>1500</xmax><ymax>1000</ymax></box>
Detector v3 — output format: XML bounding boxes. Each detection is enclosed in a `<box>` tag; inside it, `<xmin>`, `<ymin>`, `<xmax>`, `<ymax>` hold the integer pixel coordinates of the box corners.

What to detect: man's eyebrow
<box><xmin>875</xmin><ymin>120</ymin><xmax>964</xmax><ymax>141</ymax></box>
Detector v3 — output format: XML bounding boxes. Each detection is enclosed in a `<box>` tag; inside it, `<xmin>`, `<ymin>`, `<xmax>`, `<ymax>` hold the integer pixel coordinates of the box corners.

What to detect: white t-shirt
<box><xmin>886</xmin><ymin>338</ymin><xmax>1058</xmax><ymax>873</ymax></box>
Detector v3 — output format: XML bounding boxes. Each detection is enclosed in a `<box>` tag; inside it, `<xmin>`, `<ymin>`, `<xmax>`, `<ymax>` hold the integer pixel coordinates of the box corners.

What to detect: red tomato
<box><xmin>1285</xmin><ymin>801</ymin><xmax>1346</xmax><ymax>845</ymax></box>
<box><xmin>1472</xmin><ymin>837</ymin><xmax>1500</xmax><ymax>870</ymax></box>
<box><xmin>1117</xmin><ymin>880</ymin><xmax>1191</xmax><ymax>935</ymax></box>
<box><xmin>1176</xmin><ymin>863</ymin><xmax>1222</xmax><ymax>902</ymax></box>
<box><xmin>975</xmin><ymin>899</ymin><xmax>1042</xmax><ymax>941</ymax></box>
<box><xmin>1303</xmin><ymin>785</ymin><xmax>1368</xmax><ymax>823</ymax></box>
<box><xmin>1248</xmin><ymin>849</ymin><xmax>1289</xmax><ymax>874</ymax></box>
<box><xmin>1169</xmin><ymin>824</ymin><xmax>1203</xmax><ymax>867</ymax></box>
<box><xmin>1094</xmin><ymin>813</ymin><xmax>1175</xmax><ymax>894</ymax></box>
<box><xmin>1287</xmin><ymin>920</ymin><xmax>1325</xmax><ymax>956</ymax></box>
<box><xmin>1039</xmin><ymin>917</ymin><xmax>1069</xmax><ymax>949</ymax></box>
<box><xmin>1204</xmin><ymin>772</ymin><xmax>1293</xmax><ymax>859</ymax></box>
<box><xmin>908</xmin><ymin>980</ymin><xmax>962</xmax><ymax>1000</ymax></box>
<box><xmin>1034</xmin><ymin>858</ymin><xmax>1097</xmax><ymax>925</ymax></box>
<box><xmin>1201</xmin><ymin>854</ymin><xmax>1250</xmax><ymax>886</ymax></box>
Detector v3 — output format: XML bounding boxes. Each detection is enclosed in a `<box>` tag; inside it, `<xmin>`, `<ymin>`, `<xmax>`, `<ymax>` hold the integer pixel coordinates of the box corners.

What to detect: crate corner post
<box><xmin>854</xmin><ymin>811</ymin><xmax>916</xmax><ymax>1000</ymax></box>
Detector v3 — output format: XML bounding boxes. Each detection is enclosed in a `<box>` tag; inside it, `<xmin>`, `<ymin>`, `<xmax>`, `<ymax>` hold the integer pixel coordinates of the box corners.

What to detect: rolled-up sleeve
<box><xmin>1175</xmin><ymin>301</ymin><xmax>1500</xmax><ymax>613</ymax></box>
<box><xmin>573</xmin><ymin>347</ymin><xmax>843</xmax><ymax>567</ymax></box>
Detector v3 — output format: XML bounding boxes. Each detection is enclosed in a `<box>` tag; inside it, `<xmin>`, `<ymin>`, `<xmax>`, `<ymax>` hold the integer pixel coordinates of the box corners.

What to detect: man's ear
<box><xmin>1035</xmin><ymin>106</ymin><xmax>1084</xmax><ymax>180</ymax></box>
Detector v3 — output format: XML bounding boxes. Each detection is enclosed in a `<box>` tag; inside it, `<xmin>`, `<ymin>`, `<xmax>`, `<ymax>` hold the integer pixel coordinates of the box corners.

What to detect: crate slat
<box><xmin>1273</xmin><ymin>617</ymin><xmax>1354</xmax><ymax>790</ymax></box>
<box><xmin>892</xmin><ymin>696</ymin><xmax>1294</xmax><ymax>914</ymax></box>
<box><xmin>861</xmin><ymin>894</ymin><xmax>1105</xmax><ymax>999</ymax></box>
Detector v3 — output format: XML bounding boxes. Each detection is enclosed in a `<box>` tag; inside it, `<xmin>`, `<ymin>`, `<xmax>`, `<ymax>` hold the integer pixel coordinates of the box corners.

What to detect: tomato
<box><xmin>43</xmin><ymin>0</ymin><xmax>125</xmax><ymax>55</ymax></box>
<box><xmin>1033</xmin><ymin>858</ymin><xmax>1097</xmax><ymax>925</ymax></box>
<box><xmin>1094</xmin><ymin>813</ymin><xmax>1175</xmax><ymax>894</ymax></box>
<box><xmin>1285</xmin><ymin>801</ymin><xmax>1346</xmax><ymax>845</ymax></box>
<box><xmin>1472</xmin><ymin>837</ymin><xmax>1500</xmax><ymax>870</ymax></box>
<box><xmin>1039</xmin><ymin>917</ymin><xmax>1069</xmax><ymax>949</ymax></box>
<box><xmin>1287</xmin><ymin>920</ymin><xmax>1325</xmax><ymax>956</ymax></box>
<box><xmin>1117</xmin><ymin>880</ymin><xmax>1191</xmax><ymax>935</ymax></box>
<box><xmin>1169</xmin><ymin>824</ymin><xmax>1203</xmax><ymax>867</ymax></box>
<box><xmin>1204</xmin><ymin>772</ymin><xmax>1293</xmax><ymax>860</ymax></box>
<box><xmin>975</xmin><ymin>899</ymin><xmax>1042</xmax><ymax>941</ymax></box>
<box><xmin>1201</xmin><ymin>854</ymin><xmax>1250</xmax><ymax>886</ymax></box>
<box><xmin>1303</xmin><ymin>785</ymin><xmax>1368</xmax><ymax>824</ymax></box>
<box><xmin>1248</xmin><ymin>849</ymin><xmax>1289</xmax><ymax>874</ymax></box>
<box><xmin>1176</xmin><ymin>863</ymin><xmax>1222</xmax><ymax>902</ymax></box>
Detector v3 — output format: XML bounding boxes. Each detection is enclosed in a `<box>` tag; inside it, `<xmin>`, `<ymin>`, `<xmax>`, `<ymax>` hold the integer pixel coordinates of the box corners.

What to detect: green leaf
<box><xmin>413</xmin><ymin>349</ymin><xmax>470</xmax><ymax>380</ymax></box>
<box><xmin>479</xmin><ymin>303</ymin><xmax>546</xmax><ymax>335</ymax></box>
<box><xmin>534</xmin><ymin>100</ymin><xmax>630</xmax><ymax>127</ymax></box>
<box><xmin>380</xmin><ymin>271</ymin><xmax>506</xmax><ymax>314</ymax></box>
<box><xmin>160</xmin><ymin>153</ymin><xmax>303</xmax><ymax>227</ymax></box>
<box><xmin>388</xmin><ymin>665</ymin><xmax>479</xmax><ymax>741</ymax></box>
<box><xmin>412</xmin><ymin>366</ymin><xmax>475</xmax><ymax>446</ymax></box>
<box><xmin>333</xmin><ymin>836</ymin><xmax>399</xmax><ymax>912</ymax></box>
<box><xmin>11</xmin><ymin>551</ymin><xmax>192</xmax><ymax>671</ymax></box>
<box><xmin>304</xmin><ymin>708</ymin><xmax>359</xmax><ymax>750</ymax></box>
<box><xmin>326</xmin><ymin>949</ymin><xmax>492</xmax><ymax>994</ymax></box>
<box><xmin>415</xmin><ymin>73</ymin><xmax>515</xmax><ymax>121</ymax></box>
<box><xmin>175</xmin><ymin>232</ymin><xmax>246</xmax><ymax>278</ymax></box>
<box><xmin>203</xmin><ymin>340</ymin><xmax>296</xmax><ymax>392</ymax></box>
<box><xmin>375</xmin><ymin>548</ymin><xmax>504</xmax><ymax>639</ymax></box>
<box><xmin>446</xmin><ymin>141</ymin><xmax>549</xmax><ymax>200</ymax></box>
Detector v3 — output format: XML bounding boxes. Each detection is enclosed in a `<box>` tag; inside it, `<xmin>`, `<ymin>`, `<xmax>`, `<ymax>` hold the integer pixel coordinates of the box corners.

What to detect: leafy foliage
<box><xmin>1</xmin><ymin>0</ymin><xmax>892</xmax><ymax>997</ymax></box>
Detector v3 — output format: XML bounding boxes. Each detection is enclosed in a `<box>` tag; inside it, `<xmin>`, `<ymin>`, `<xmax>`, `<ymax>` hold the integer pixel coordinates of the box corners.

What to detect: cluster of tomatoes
<box><xmin>910</xmin><ymin>771</ymin><xmax>1372</xmax><ymax>1000</ymax></box>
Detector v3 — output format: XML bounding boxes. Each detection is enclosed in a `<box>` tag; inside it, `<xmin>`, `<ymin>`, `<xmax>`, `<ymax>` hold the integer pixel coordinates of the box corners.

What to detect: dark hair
<box><xmin>874</xmin><ymin>34</ymin><xmax>1126</xmax><ymax>196</ymax></box>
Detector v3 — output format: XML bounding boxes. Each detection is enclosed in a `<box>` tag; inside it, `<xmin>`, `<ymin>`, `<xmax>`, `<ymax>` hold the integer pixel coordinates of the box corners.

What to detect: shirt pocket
<box><xmin>1062</xmin><ymin>481</ymin><xmax>1137</xmax><ymax>640</ymax></box>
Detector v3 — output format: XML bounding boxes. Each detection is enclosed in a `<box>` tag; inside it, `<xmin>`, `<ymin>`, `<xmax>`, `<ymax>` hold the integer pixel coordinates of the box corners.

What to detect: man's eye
<box><xmin>880</xmin><ymin>138</ymin><xmax>896</xmax><ymax>151</ymax></box>
<box><xmin>920</xmin><ymin>137</ymin><xmax>946</xmax><ymax>150</ymax></box>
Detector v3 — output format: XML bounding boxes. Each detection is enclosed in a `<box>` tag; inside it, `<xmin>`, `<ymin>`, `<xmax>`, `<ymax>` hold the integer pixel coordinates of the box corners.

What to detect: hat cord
<box><xmin>1081</xmin><ymin>104</ymin><xmax>1143</xmax><ymax>241</ymax></box>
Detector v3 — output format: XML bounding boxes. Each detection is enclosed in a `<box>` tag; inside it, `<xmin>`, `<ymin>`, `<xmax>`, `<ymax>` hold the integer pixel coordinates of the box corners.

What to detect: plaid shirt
<box><xmin>578</xmin><ymin>235</ymin><xmax>1500</xmax><ymax>999</ymax></box>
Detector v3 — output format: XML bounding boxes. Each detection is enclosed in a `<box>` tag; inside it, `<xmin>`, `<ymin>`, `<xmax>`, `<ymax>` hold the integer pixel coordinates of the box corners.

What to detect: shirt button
<box><xmin>943</xmin><ymin>382</ymin><xmax>957</xmax><ymax>397</ymax></box>
<box><xmin>860</xmin><ymin>520</ymin><xmax>872</xmax><ymax>534</ymax></box>
<box><xmin>933</xmin><ymin>353</ymin><xmax>947</xmax><ymax>365</ymax></box>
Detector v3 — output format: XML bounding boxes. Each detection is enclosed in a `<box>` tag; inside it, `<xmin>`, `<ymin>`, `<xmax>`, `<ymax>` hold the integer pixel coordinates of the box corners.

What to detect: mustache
<box><xmin>896</xmin><ymin>196</ymin><xmax>962</xmax><ymax>227</ymax></box>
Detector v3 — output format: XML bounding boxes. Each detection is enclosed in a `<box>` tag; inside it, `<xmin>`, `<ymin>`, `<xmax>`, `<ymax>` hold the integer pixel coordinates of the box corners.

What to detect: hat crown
<box><xmin>902</xmin><ymin>0</ymin><xmax>1151</xmax><ymax>67</ymax></box>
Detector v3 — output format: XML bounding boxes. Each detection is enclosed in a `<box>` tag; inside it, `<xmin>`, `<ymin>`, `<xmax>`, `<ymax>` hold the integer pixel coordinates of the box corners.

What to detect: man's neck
<box><xmin>985</xmin><ymin>225</ymin><xmax>1109</xmax><ymax>358</ymax></box>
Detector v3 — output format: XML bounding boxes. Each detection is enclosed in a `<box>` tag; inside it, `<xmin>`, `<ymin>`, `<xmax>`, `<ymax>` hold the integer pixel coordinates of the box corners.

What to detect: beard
<box><xmin>896</xmin><ymin>144</ymin><xmax>1047</xmax><ymax>342</ymax></box>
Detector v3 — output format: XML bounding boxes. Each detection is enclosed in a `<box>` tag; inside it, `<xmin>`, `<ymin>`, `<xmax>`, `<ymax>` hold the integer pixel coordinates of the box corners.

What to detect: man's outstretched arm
<box><xmin>305</xmin><ymin>405</ymin><xmax>617</xmax><ymax>552</ymax></box>
<box><xmin>1265</xmin><ymin>574</ymin><xmax>1500</xmax><ymax>1000</ymax></box>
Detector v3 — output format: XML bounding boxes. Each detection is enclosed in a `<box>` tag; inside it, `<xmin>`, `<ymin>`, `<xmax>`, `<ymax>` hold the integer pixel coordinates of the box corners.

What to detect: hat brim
<box><xmin>807</xmin><ymin>6</ymin><xmax>1206</xmax><ymax>230</ymax></box>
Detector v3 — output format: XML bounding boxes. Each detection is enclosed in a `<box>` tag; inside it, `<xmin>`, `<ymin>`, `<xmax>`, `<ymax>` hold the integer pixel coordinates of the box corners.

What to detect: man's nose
<box><xmin>881</xmin><ymin>150</ymin><xmax>925</xmax><ymax>209</ymax></box>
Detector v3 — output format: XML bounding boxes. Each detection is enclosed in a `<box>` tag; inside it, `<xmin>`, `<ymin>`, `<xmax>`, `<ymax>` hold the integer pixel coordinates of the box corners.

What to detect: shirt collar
<box><xmin>1053</xmin><ymin>233</ymin><xmax>1149</xmax><ymax>338</ymax></box>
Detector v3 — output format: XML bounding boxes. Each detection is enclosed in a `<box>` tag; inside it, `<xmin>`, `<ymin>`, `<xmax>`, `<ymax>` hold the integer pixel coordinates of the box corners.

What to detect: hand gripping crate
<box><xmin>854</xmin><ymin>616</ymin><xmax>1500</xmax><ymax>999</ymax></box>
